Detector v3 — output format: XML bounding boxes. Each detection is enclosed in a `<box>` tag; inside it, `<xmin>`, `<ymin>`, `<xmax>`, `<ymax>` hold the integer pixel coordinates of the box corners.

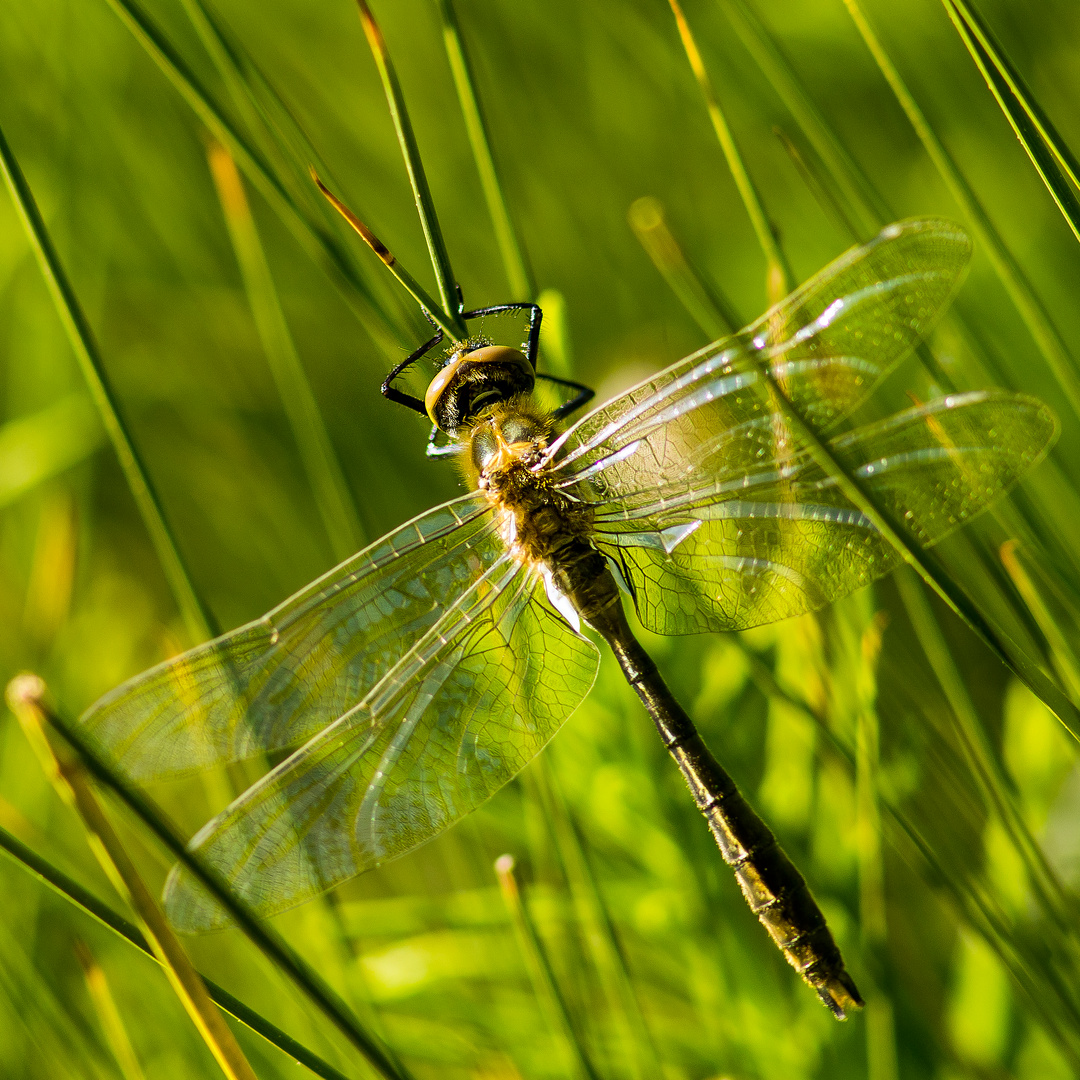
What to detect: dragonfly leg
<box><xmin>382</xmin><ymin>329</ymin><xmax>444</xmax><ymax>415</ymax></box>
<box><xmin>426</xmin><ymin>424</ymin><xmax>461</xmax><ymax>458</ymax></box>
<box><xmin>538</xmin><ymin>373</ymin><xmax>595</xmax><ymax>421</ymax></box>
<box><xmin>462</xmin><ymin>302</ymin><xmax>542</xmax><ymax>367</ymax></box>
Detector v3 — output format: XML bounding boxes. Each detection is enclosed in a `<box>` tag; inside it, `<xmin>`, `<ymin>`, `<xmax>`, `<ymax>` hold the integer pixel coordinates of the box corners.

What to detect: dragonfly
<box><xmin>79</xmin><ymin>217</ymin><xmax>1056</xmax><ymax>1019</ymax></box>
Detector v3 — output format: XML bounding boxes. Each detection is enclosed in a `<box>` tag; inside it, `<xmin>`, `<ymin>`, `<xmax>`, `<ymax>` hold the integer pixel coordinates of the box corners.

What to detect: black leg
<box><xmin>381</xmin><ymin>329</ymin><xmax>443</xmax><ymax>415</ymax></box>
<box><xmin>462</xmin><ymin>302</ymin><xmax>542</xmax><ymax>368</ymax></box>
<box><xmin>538</xmin><ymin>372</ymin><xmax>595</xmax><ymax>421</ymax></box>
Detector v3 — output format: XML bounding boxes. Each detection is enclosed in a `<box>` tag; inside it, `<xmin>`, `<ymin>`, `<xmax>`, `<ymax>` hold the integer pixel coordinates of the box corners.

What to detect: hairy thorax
<box><xmin>461</xmin><ymin>400</ymin><xmax>617</xmax><ymax>630</ymax></box>
<box><xmin>464</xmin><ymin>398</ymin><xmax>590</xmax><ymax>550</ymax></box>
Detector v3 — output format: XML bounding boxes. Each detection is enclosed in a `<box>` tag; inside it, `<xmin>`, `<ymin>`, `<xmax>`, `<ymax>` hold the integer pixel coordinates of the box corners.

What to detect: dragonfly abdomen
<box><xmin>580</xmin><ymin>575</ymin><xmax>865</xmax><ymax>1018</ymax></box>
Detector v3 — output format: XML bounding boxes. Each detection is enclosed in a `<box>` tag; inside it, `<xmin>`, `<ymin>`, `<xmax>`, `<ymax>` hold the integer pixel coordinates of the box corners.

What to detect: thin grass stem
<box><xmin>8</xmin><ymin>680</ymin><xmax>414</xmax><ymax>1080</ymax></box>
<box><xmin>357</xmin><ymin>0</ymin><xmax>467</xmax><ymax>338</ymax></box>
<box><xmin>208</xmin><ymin>143</ymin><xmax>366</xmax><ymax>559</ymax></box>
<box><xmin>773</xmin><ymin>127</ymin><xmax>864</xmax><ymax>243</ymax></box>
<box><xmin>533</xmin><ymin>767</ymin><xmax>664</xmax><ymax>1080</ymax></box>
<box><xmin>0</xmin><ymin>823</ymin><xmax>353</xmax><ymax>1080</ymax></box>
<box><xmin>101</xmin><ymin>0</ymin><xmax>401</xmax><ymax>356</ymax></box>
<box><xmin>942</xmin><ymin>0</ymin><xmax>1080</xmax><ymax>245</ymax></box>
<box><xmin>175</xmin><ymin>0</ymin><xmax>413</xmax><ymax>334</ymax></box>
<box><xmin>313</xmin><ymin>171</ymin><xmax>463</xmax><ymax>340</ymax></box>
<box><xmin>894</xmin><ymin>571</ymin><xmax>1076</xmax><ymax>935</ymax></box>
<box><xmin>1000</xmin><ymin>541</ymin><xmax>1080</xmax><ymax>706</ymax></box>
<box><xmin>74</xmin><ymin>941</ymin><xmax>148</xmax><ymax>1080</ymax></box>
<box><xmin>9</xmin><ymin>677</ymin><xmax>259</xmax><ymax>1080</ymax></box>
<box><xmin>854</xmin><ymin>616</ymin><xmax>900</xmax><ymax>1080</ymax></box>
<box><xmin>667</xmin><ymin>0</ymin><xmax>793</xmax><ymax>300</ymax></box>
<box><xmin>628</xmin><ymin>196</ymin><xmax>737</xmax><ymax>338</ymax></box>
<box><xmin>840</xmin><ymin>0</ymin><xmax>1080</xmax><ymax>420</ymax></box>
<box><xmin>718</xmin><ymin>0</ymin><xmax>888</xmax><ymax>238</ymax></box>
<box><xmin>495</xmin><ymin>855</ymin><xmax>602</xmax><ymax>1080</ymax></box>
<box><xmin>435</xmin><ymin>0</ymin><xmax>534</xmax><ymax>300</ymax></box>
<box><xmin>0</xmin><ymin>122</ymin><xmax>216</xmax><ymax>644</ymax></box>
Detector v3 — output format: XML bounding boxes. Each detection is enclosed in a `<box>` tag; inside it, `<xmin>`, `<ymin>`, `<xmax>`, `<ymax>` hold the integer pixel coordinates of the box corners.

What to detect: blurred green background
<box><xmin>2</xmin><ymin>0</ymin><xmax>1080</xmax><ymax>1076</ymax></box>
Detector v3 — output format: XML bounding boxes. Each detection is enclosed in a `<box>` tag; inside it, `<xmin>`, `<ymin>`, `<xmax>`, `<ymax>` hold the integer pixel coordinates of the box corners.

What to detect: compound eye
<box><xmin>471</xmin><ymin>428</ymin><xmax>498</xmax><ymax>472</ymax></box>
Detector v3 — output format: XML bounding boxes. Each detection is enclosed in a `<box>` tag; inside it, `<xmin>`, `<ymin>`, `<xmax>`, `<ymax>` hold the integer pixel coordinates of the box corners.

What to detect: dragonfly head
<box><xmin>425</xmin><ymin>344</ymin><xmax>536</xmax><ymax>435</ymax></box>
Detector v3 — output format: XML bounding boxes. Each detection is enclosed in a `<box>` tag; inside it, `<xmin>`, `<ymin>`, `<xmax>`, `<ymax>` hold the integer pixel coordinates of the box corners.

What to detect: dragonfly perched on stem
<box><xmin>80</xmin><ymin>217</ymin><xmax>1055</xmax><ymax>1019</ymax></box>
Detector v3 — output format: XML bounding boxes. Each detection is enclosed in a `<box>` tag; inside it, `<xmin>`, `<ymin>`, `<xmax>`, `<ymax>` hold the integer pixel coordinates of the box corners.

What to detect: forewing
<box><xmin>162</xmin><ymin>559</ymin><xmax>599</xmax><ymax>931</ymax></box>
<box><xmin>79</xmin><ymin>493</ymin><xmax>501</xmax><ymax>780</ymax></box>
<box><xmin>592</xmin><ymin>392</ymin><xmax>1056</xmax><ymax>634</ymax></box>
<box><xmin>548</xmin><ymin>218</ymin><xmax>971</xmax><ymax>490</ymax></box>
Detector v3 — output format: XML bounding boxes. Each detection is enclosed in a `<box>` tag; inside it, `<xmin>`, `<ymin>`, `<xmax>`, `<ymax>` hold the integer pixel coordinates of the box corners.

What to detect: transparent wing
<box><xmin>79</xmin><ymin>493</ymin><xmax>503</xmax><ymax>780</ymax></box>
<box><xmin>588</xmin><ymin>392</ymin><xmax>1056</xmax><ymax>634</ymax></box>
<box><xmin>547</xmin><ymin>218</ymin><xmax>972</xmax><ymax>488</ymax></box>
<box><xmin>162</xmin><ymin>558</ymin><xmax>599</xmax><ymax>931</ymax></box>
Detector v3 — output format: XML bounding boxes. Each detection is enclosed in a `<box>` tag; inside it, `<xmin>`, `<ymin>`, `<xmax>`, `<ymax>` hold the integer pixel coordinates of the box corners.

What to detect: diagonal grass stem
<box><xmin>208</xmin><ymin>143</ymin><xmax>366</xmax><ymax>560</ymax></box>
<box><xmin>0</xmin><ymin>121</ymin><xmax>216</xmax><ymax>645</ymax></box>
<box><xmin>435</xmin><ymin>0</ymin><xmax>534</xmax><ymax>301</ymax></box>
<box><xmin>668</xmin><ymin>0</ymin><xmax>793</xmax><ymax>300</ymax></box>
<box><xmin>11</xmin><ymin>681</ymin><xmax>414</xmax><ymax>1080</ymax></box>
<box><xmin>0</xmin><ymin>822</ymin><xmax>353</xmax><ymax>1080</ymax></box>
<box><xmin>942</xmin><ymin>0</ymin><xmax>1080</xmax><ymax>245</ymax></box>
<box><xmin>841</xmin><ymin>0</ymin><xmax>1080</xmax><ymax>419</ymax></box>
<box><xmin>357</xmin><ymin>0</ymin><xmax>467</xmax><ymax>338</ymax></box>
<box><xmin>102</xmin><ymin>0</ymin><xmax>401</xmax><ymax>356</ymax></box>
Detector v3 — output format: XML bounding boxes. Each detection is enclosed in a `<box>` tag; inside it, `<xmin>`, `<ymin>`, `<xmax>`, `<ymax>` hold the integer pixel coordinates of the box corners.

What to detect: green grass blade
<box><xmin>841</xmin><ymin>0</ymin><xmax>1080</xmax><ymax>420</ymax></box>
<box><xmin>773</xmin><ymin>126</ymin><xmax>865</xmax><ymax>244</ymax></box>
<box><xmin>435</xmin><ymin>0</ymin><xmax>534</xmax><ymax>301</ymax></box>
<box><xmin>628</xmin><ymin>196</ymin><xmax>737</xmax><ymax>338</ymax></box>
<box><xmin>854</xmin><ymin>620</ymin><xmax>900</xmax><ymax>1080</ymax></box>
<box><xmin>942</xmin><ymin>0</ymin><xmax>1080</xmax><ymax>245</ymax></box>
<box><xmin>495</xmin><ymin>855</ymin><xmax>602</xmax><ymax>1080</ymax></box>
<box><xmin>24</xmin><ymin>690</ymin><xmax>415</xmax><ymax>1080</ymax></box>
<box><xmin>668</xmin><ymin>0</ymin><xmax>793</xmax><ymax>300</ymax></box>
<box><xmin>174</xmin><ymin>0</ymin><xmax>414</xmax><ymax>330</ymax></box>
<box><xmin>895</xmin><ymin>570</ymin><xmax>1075</xmax><ymax>928</ymax></box>
<box><xmin>532</xmin><ymin>767</ymin><xmax>664</xmax><ymax>1080</ymax></box>
<box><xmin>1001</xmin><ymin>541</ymin><xmax>1080</xmax><ymax>705</ymax></box>
<box><xmin>101</xmin><ymin>0</ymin><xmax>401</xmax><ymax>355</ymax></box>
<box><xmin>75</xmin><ymin>941</ymin><xmax>147</xmax><ymax>1080</ymax></box>
<box><xmin>208</xmin><ymin>144</ymin><xmax>366</xmax><ymax>560</ymax></box>
<box><xmin>0</xmin><ymin>122</ymin><xmax>216</xmax><ymax>644</ymax></box>
<box><xmin>0</xmin><ymin>825</ymin><xmax>354</xmax><ymax>1080</ymax></box>
<box><xmin>357</xmin><ymin>0</ymin><xmax>467</xmax><ymax>338</ymax></box>
<box><xmin>719</xmin><ymin>0</ymin><xmax>889</xmax><ymax>239</ymax></box>
<box><xmin>313</xmin><ymin>171</ymin><xmax>464</xmax><ymax>339</ymax></box>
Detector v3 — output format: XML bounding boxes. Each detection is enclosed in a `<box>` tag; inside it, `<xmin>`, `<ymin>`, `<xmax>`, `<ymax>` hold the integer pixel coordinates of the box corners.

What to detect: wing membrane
<box><xmin>80</xmin><ymin>493</ymin><xmax>502</xmax><ymax>780</ymax></box>
<box><xmin>591</xmin><ymin>392</ymin><xmax>1056</xmax><ymax>634</ymax></box>
<box><xmin>548</xmin><ymin>218</ymin><xmax>972</xmax><ymax>490</ymax></box>
<box><xmin>163</xmin><ymin>560</ymin><xmax>599</xmax><ymax>931</ymax></box>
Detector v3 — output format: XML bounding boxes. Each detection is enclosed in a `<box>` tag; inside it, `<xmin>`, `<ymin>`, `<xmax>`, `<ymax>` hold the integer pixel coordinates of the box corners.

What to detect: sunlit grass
<box><xmin>2</xmin><ymin>0</ymin><xmax>1080</xmax><ymax>1077</ymax></box>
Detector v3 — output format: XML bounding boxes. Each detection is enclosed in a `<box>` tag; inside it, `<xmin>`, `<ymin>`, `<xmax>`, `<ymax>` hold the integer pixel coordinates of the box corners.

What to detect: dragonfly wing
<box><xmin>549</xmin><ymin>218</ymin><xmax>971</xmax><ymax>486</ymax></box>
<box><xmin>161</xmin><ymin>557</ymin><xmax>599</xmax><ymax>931</ymax></box>
<box><xmin>589</xmin><ymin>392</ymin><xmax>1056</xmax><ymax>634</ymax></box>
<box><xmin>79</xmin><ymin>493</ymin><xmax>503</xmax><ymax>780</ymax></box>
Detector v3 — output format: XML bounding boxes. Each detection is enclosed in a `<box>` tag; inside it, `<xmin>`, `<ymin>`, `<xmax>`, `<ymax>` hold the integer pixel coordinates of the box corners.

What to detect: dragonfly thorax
<box><xmin>463</xmin><ymin>401</ymin><xmax>552</xmax><ymax>489</ymax></box>
<box><xmin>425</xmin><ymin>344</ymin><xmax>536</xmax><ymax>434</ymax></box>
